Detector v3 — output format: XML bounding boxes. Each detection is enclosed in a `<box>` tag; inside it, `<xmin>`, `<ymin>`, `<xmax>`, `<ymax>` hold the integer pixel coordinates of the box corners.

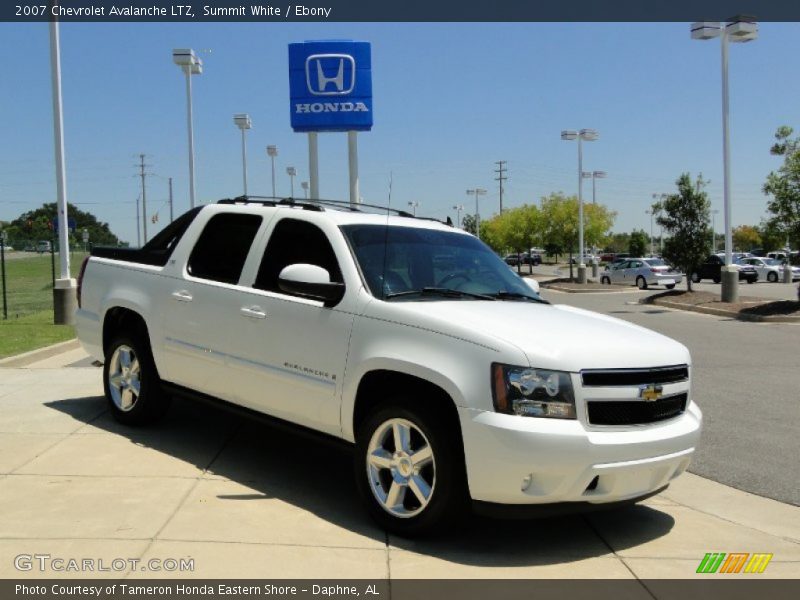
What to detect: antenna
<box><xmin>388</xmin><ymin>171</ymin><xmax>393</xmax><ymax>204</ymax></box>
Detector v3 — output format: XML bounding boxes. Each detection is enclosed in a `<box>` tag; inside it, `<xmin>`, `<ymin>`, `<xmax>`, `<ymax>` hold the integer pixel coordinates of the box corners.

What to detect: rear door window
<box><xmin>187</xmin><ymin>213</ymin><xmax>262</xmax><ymax>284</ymax></box>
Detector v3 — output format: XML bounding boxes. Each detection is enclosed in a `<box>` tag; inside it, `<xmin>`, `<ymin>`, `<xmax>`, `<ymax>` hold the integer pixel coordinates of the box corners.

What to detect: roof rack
<box><xmin>217</xmin><ymin>195</ymin><xmax>416</xmax><ymax>218</ymax></box>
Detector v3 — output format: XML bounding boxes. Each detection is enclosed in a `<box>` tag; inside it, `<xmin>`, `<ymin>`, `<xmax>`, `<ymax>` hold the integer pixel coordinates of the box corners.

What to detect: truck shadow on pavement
<box><xmin>46</xmin><ymin>394</ymin><xmax>675</xmax><ymax>568</ymax></box>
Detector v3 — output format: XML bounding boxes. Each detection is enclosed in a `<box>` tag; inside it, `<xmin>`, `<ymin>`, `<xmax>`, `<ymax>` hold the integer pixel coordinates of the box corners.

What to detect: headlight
<box><xmin>491</xmin><ymin>363</ymin><xmax>576</xmax><ymax>419</ymax></box>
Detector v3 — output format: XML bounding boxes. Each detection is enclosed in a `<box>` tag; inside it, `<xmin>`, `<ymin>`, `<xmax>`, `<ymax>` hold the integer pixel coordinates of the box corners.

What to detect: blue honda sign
<box><xmin>288</xmin><ymin>40</ymin><xmax>373</xmax><ymax>133</ymax></box>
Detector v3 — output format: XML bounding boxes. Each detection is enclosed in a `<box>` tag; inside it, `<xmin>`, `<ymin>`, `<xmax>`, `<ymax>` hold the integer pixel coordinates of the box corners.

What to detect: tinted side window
<box><xmin>255</xmin><ymin>219</ymin><xmax>342</xmax><ymax>293</ymax></box>
<box><xmin>187</xmin><ymin>213</ymin><xmax>262</xmax><ymax>284</ymax></box>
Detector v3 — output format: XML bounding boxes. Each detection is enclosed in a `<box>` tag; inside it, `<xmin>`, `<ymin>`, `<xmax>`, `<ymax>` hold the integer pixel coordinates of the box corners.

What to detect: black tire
<box><xmin>746</xmin><ymin>277</ymin><xmax>755</xmax><ymax>284</ymax></box>
<box><xmin>666</xmin><ymin>284</ymin><xmax>676</xmax><ymax>290</ymax></box>
<box><xmin>768</xmin><ymin>271</ymin><xmax>778</xmax><ymax>283</ymax></box>
<box><xmin>691</xmin><ymin>272</ymin><xmax>701</xmax><ymax>283</ymax></box>
<box><xmin>636</xmin><ymin>276</ymin><xmax>648</xmax><ymax>290</ymax></box>
<box><xmin>713</xmin><ymin>276</ymin><xmax>721</xmax><ymax>284</ymax></box>
<box><xmin>354</xmin><ymin>398</ymin><xmax>468</xmax><ymax>537</ymax></box>
<box><xmin>601</xmin><ymin>276</ymin><xmax>611</xmax><ymax>285</ymax></box>
<box><xmin>103</xmin><ymin>332</ymin><xmax>169</xmax><ymax>426</ymax></box>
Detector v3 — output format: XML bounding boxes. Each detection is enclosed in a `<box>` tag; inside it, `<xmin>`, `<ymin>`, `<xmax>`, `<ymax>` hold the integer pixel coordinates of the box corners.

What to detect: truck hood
<box><xmin>383</xmin><ymin>300</ymin><xmax>690</xmax><ymax>372</ymax></box>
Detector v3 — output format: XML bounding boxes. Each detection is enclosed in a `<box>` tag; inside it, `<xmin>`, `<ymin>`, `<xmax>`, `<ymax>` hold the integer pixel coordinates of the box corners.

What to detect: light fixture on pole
<box><xmin>466</xmin><ymin>188</ymin><xmax>487</xmax><ymax>239</ymax></box>
<box><xmin>172</xmin><ymin>48</ymin><xmax>202</xmax><ymax>209</ymax></box>
<box><xmin>562</xmin><ymin>129</ymin><xmax>599</xmax><ymax>283</ymax></box>
<box><xmin>233</xmin><ymin>114</ymin><xmax>252</xmax><ymax>196</ymax></box>
<box><xmin>301</xmin><ymin>181</ymin><xmax>309</xmax><ymax>199</ymax></box>
<box><xmin>286</xmin><ymin>166</ymin><xmax>297</xmax><ymax>197</ymax></box>
<box><xmin>452</xmin><ymin>204</ymin><xmax>464</xmax><ymax>228</ymax></box>
<box><xmin>266</xmin><ymin>145</ymin><xmax>278</xmax><ymax>197</ymax></box>
<box><xmin>589</xmin><ymin>170</ymin><xmax>606</xmax><ymax>204</ymax></box>
<box><xmin>407</xmin><ymin>201</ymin><xmax>419</xmax><ymax>216</ymax></box>
<box><xmin>691</xmin><ymin>16</ymin><xmax>757</xmax><ymax>303</ymax></box>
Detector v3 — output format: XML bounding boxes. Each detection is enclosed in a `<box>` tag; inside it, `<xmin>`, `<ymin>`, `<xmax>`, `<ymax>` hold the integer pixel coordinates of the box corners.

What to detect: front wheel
<box><xmin>354</xmin><ymin>400</ymin><xmax>467</xmax><ymax>537</ymax></box>
<box><xmin>103</xmin><ymin>334</ymin><xmax>168</xmax><ymax>425</ymax></box>
<box><xmin>768</xmin><ymin>271</ymin><xmax>778</xmax><ymax>283</ymax></box>
<box><xmin>636</xmin><ymin>276</ymin><xmax>648</xmax><ymax>290</ymax></box>
<box><xmin>601</xmin><ymin>276</ymin><xmax>611</xmax><ymax>285</ymax></box>
<box><xmin>691</xmin><ymin>272</ymin><xmax>701</xmax><ymax>283</ymax></box>
<box><xmin>666</xmin><ymin>284</ymin><xmax>676</xmax><ymax>290</ymax></box>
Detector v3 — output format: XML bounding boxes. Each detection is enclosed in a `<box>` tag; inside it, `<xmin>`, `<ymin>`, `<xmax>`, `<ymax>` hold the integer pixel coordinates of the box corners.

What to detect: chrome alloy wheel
<box><xmin>366</xmin><ymin>418</ymin><xmax>436</xmax><ymax>518</ymax></box>
<box><xmin>107</xmin><ymin>344</ymin><xmax>141</xmax><ymax>412</ymax></box>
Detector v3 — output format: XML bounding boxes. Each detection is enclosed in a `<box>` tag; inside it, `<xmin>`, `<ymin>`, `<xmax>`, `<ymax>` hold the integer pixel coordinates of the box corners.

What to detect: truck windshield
<box><xmin>341</xmin><ymin>224</ymin><xmax>543</xmax><ymax>302</ymax></box>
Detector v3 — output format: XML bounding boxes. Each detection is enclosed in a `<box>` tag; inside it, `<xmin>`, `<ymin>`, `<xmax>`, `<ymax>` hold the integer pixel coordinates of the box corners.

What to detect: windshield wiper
<box><xmin>489</xmin><ymin>291</ymin><xmax>550</xmax><ymax>304</ymax></box>
<box><xmin>385</xmin><ymin>287</ymin><xmax>496</xmax><ymax>301</ymax></box>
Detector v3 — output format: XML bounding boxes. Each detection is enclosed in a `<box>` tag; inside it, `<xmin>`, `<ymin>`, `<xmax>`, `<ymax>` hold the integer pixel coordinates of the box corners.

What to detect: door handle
<box><xmin>240</xmin><ymin>306</ymin><xmax>267</xmax><ymax>319</ymax></box>
<box><xmin>171</xmin><ymin>290</ymin><xmax>193</xmax><ymax>302</ymax></box>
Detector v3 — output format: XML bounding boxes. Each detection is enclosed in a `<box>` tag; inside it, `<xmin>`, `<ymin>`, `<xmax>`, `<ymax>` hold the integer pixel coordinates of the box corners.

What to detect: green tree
<box><xmin>461</xmin><ymin>213</ymin><xmax>477</xmax><ymax>236</ymax></box>
<box><xmin>763</xmin><ymin>126</ymin><xmax>800</xmax><ymax>249</ymax></box>
<box><xmin>656</xmin><ymin>173</ymin><xmax>711</xmax><ymax>292</ymax></box>
<box><xmin>629</xmin><ymin>229</ymin><xmax>649</xmax><ymax>257</ymax></box>
<box><xmin>539</xmin><ymin>192</ymin><xmax>616</xmax><ymax>262</ymax></box>
<box><xmin>732</xmin><ymin>225</ymin><xmax>761</xmax><ymax>252</ymax></box>
<box><xmin>5</xmin><ymin>203</ymin><xmax>120</xmax><ymax>248</ymax></box>
<box><xmin>758</xmin><ymin>219</ymin><xmax>786</xmax><ymax>253</ymax></box>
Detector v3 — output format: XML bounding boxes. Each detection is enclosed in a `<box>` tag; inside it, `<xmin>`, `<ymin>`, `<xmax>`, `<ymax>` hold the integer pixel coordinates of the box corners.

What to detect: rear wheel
<box><xmin>601</xmin><ymin>276</ymin><xmax>611</xmax><ymax>285</ymax></box>
<box><xmin>691</xmin><ymin>272</ymin><xmax>701</xmax><ymax>283</ymax></box>
<box><xmin>103</xmin><ymin>333</ymin><xmax>168</xmax><ymax>425</ymax></box>
<box><xmin>666</xmin><ymin>284</ymin><xmax>676</xmax><ymax>290</ymax></box>
<box><xmin>768</xmin><ymin>271</ymin><xmax>778</xmax><ymax>283</ymax></box>
<box><xmin>636</xmin><ymin>276</ymin><xmax>648</xmax><ymax>290</ymax></box>
<box><xmin>713</xmin><ymin>275</ymin><xmax>721</xmax><ymax>284</ymax></box>
<box><xmin>354</xmin><ymin>398</ymin><xmax>467</xmax><ymax>537</ymax></box>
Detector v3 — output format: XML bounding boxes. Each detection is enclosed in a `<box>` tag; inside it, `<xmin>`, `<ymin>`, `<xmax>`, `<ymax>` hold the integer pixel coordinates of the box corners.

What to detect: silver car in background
<box><xmin>601</xmin><ymin>258</ymin><xmax>683</xmax><ymax>290</ymax></box>
<box><xmin>737</xmin><ymin>256</ymin><xmax>800</xmax><ymax>282</ymax></box>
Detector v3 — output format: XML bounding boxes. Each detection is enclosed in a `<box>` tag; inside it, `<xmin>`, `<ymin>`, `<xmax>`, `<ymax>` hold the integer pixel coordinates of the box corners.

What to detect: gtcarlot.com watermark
<box><xmin>14</xmin><ymin>554</ymin><xmax>194</xmax><ymax>573</ymax></box>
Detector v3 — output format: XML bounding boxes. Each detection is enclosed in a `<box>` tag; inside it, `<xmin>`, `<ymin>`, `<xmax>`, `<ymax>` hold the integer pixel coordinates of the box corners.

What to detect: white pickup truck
<box><xmin>76</xmin><ymin>198</ymin><xmax>702</xmax><ymax>536</ymax></box>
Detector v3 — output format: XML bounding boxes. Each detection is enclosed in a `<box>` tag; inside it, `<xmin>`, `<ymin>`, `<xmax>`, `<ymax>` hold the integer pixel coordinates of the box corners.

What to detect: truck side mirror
<box><xmin>278</xmin><ymin>263</ymin><xmax>345</xmax><ymax>307</ymax></box>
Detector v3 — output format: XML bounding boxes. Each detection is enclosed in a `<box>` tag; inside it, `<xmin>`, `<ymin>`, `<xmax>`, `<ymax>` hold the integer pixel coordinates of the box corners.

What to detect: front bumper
<box><xmin>459</xmin><ymin>401</ymin><xmax>701</xmax><ymax>506</ymax></box>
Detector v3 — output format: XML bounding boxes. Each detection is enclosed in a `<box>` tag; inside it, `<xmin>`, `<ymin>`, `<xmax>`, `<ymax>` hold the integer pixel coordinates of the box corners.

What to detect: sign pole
<box><xmin>308</xmin><ymin>132</ymin><xmax>319</xmax><ymax>200</ymax></box>
<box><xmin>348</xmin><ymin>131</ymin><xmax>359</xmax><ymax>207</ymax></box>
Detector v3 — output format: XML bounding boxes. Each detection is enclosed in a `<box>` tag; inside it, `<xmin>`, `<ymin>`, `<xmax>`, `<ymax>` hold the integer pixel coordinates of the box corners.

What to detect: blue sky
<box><xmin>1</xmin><ymin>21</ymin><xmax>799</xmax><ymax>245</ymax></box>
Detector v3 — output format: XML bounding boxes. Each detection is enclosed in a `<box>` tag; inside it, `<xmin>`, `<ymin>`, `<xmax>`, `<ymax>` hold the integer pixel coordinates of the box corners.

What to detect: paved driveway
<box><xmin>0</xmin><ymin>358</ymin><xmax>798</xmax><ymax>580</ymax></box>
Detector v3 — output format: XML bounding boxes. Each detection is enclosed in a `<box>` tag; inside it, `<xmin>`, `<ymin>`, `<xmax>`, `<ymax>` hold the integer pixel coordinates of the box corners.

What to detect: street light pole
<box><xmin>267</xmin><ymin>145</ymin><xmax>278</xmax><ymax>197</ymax></box>
<box><xmin>407</xmin><ymin>201</ymin><xmax>419</xmax><ymax>216</ymax></box>
<box><xmin>466</xmin><ymin>189</ymin><xmax>487</xmax><ymax>239</ymax></box>
<box><xmin>452</xmin><ymin>204</ymin><xmax>464</xmax><ymax>228</ymax></box>
<box><xmin>562</xmin><ymin>129</ymin><xmax>599</xmax><ymax>283</ymax></box>
<box><xmin>233</xmin><ymin>114</ymin><xmax>252</xmax><ymax>196</ymax></box>
<box><xmin>49</xmin><ymin>14</ymin><xmax>76</xmax><ymax>325</ymax></box>
<box><xmin>301</xmin><ymin>181</ymin><xmax>309</xmax><ymax>199</ymax></box>
<box><xmin>691</xmin><ymin>17</ymin><xmax>757</xmax><ymax>302</ymax></box>
<box><xmin>172</xmin><ymin>49</ymin><xmax>202</xmax><ymax>209</ymax></box>
<box><xmin>711</xmin><ymin>209</ymin><xmax>719</xmax><ymax>252</ymax></box>
<box><xmin>286</xmin><ymin>166</ymin><xmax>296</xmax><ymax>197</ymax></box>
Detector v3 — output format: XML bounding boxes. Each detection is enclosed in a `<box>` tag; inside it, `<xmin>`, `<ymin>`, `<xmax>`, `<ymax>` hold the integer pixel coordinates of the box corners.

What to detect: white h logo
<box><xmin>305</xmin><ymin>54</ymin><xmax>355</xmax><ymax>96</ymax></box>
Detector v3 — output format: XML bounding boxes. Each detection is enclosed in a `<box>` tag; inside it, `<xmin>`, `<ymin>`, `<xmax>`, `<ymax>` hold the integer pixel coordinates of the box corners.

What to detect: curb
<box><xmin>0</xmin><ymin>338</ymin><xmax>81</xmax><ymax>368</ymax></box>
<box><xmin>642</xmin><ymin>298</ymin><xmax>800</xmax><ymax>323</ymax></box>
<box><xmin>542</xmin><ymin>284</ymin><xmax>633</xmax><ymax>294</ymax></box>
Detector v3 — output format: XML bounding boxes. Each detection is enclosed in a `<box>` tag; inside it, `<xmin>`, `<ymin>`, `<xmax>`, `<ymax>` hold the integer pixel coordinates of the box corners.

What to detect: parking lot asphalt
<box><xmin>0</xmin><ymin>339</ymin><xmax>799</xmax><ymax>581</ymax></box>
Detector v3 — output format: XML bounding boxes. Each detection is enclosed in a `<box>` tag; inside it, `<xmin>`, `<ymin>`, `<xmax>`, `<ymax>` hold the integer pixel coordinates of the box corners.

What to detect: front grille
<box><xmin>581</xmin><ymin>365</ymin><xmax>688</xmax><ymax>387</ymax></box>
<box><xmin>587</xmin><ymin>393</ymin><xmax>687</xmax><ymax>426</ymax></box>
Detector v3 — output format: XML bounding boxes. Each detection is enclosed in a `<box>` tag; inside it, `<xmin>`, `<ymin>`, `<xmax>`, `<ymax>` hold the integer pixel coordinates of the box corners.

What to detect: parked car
<box><xmin>690</xmin><ymin>254</ymin><xmax>757</xmax><ymax>284</ymax></box>
<box><xmin>599</xmin><ymin>252</ymin><xmax>616</xmax><ymax>263</ymax></box>
<box><xmin>738</xmin><ymin>257</ymin><xmax>800</xmax><ymax>282</ymax></box>
<box><xmin>569</xmin><ymin>254</ymin><xmax>598</xmax><ymax>264</ymax></box>
<box><xmin>504</xmin><ymin>252</ymin><xmax>541</xmax><ymax>267</ymax></box>
<box><xmin>36</xmin><ymin>240</ymin><xmax>52</xmax><ymax>253</ymax></box>
<box><xmin>75</xmin><ymin>198</ymin><xmax>701</xmax><ymax>536</ymax></box>
<box><xmin>601</xmin><ymin>258</ymin><xmax>683</xmax><ymax>290</ymax></box>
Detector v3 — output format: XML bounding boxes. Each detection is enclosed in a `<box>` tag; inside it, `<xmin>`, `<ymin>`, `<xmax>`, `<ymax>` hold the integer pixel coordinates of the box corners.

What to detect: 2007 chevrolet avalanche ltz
<box><xmin>75</xmin><ymin>197</ymin><xmax>702</xmax><ymax>536</ymax></box>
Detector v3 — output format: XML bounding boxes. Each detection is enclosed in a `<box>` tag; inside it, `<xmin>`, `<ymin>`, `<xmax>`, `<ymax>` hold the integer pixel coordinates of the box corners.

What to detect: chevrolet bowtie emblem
<box><xmin>640</xmin><ymin>384</ymin><xmax>664</xmax><ymax>402</ymax></box>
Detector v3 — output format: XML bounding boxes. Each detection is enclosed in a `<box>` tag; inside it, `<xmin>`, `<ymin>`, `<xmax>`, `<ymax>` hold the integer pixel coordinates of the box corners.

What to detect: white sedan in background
<box><xmin>601</xmin><ymin>258</ymin><xmax>683</xmax><ymax>290</ymax></box>
<box><xmin>738</xmin><ymin>257</ymin><xmax>800</xmax><ymax>282</ymax></box>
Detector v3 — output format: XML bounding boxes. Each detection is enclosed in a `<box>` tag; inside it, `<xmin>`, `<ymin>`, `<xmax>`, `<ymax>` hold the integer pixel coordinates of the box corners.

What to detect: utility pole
<box><xmin>168</xmin><ymin>177</ymin><xmax>174</xmax><ymax>223</ymax></box>
<box><xmin>494</xmin><ymin>160</ymin><xmax>507</xmax><ymax>213</ymax></box>
<box><xmin>138</xmin><ymin>154</ymin><xmax>149</xmax><ymax>243</ymax></box>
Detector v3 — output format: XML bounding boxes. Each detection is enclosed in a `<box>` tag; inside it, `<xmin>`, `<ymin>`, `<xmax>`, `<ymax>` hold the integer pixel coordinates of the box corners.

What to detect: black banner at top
<box><xmin>4</xmin><ymin>0</ymin><xmax>800</xmax><ymax>23</ymax></box>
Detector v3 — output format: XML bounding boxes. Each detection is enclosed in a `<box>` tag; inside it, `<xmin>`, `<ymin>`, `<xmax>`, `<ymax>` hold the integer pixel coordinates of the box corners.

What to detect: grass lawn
<box><xmin>0</xmin><ymin>251</ymin><xmax>87</xmax><ymax>358</ymax></box>
<box><xmin>0</xmin><ymin>310</ymin><xmax>76</xmax><ymax>359</ymax></box>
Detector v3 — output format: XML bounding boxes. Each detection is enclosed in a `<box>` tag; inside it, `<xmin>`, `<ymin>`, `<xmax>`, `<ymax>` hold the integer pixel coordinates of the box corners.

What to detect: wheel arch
<box><xmin>349</xmin><ymin>368</ymin><xmax>464</xmax><ymax>445</ymax></box>
<box><xmin>102</xmin><ymin>306</ymin><xmax>152</xmax><ymax>356</ymax></box>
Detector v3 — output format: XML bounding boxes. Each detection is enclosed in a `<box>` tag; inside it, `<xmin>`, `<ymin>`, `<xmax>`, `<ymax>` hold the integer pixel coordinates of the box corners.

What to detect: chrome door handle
<box><xmin>240</xmin><ymin>306</ymin><xmax>266</xmax><ymax>319</ymax></box>
<box><xmin>171</xmin><ymin>290</ymin><xmax>193</xmax><ymax>302</ymax></box>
